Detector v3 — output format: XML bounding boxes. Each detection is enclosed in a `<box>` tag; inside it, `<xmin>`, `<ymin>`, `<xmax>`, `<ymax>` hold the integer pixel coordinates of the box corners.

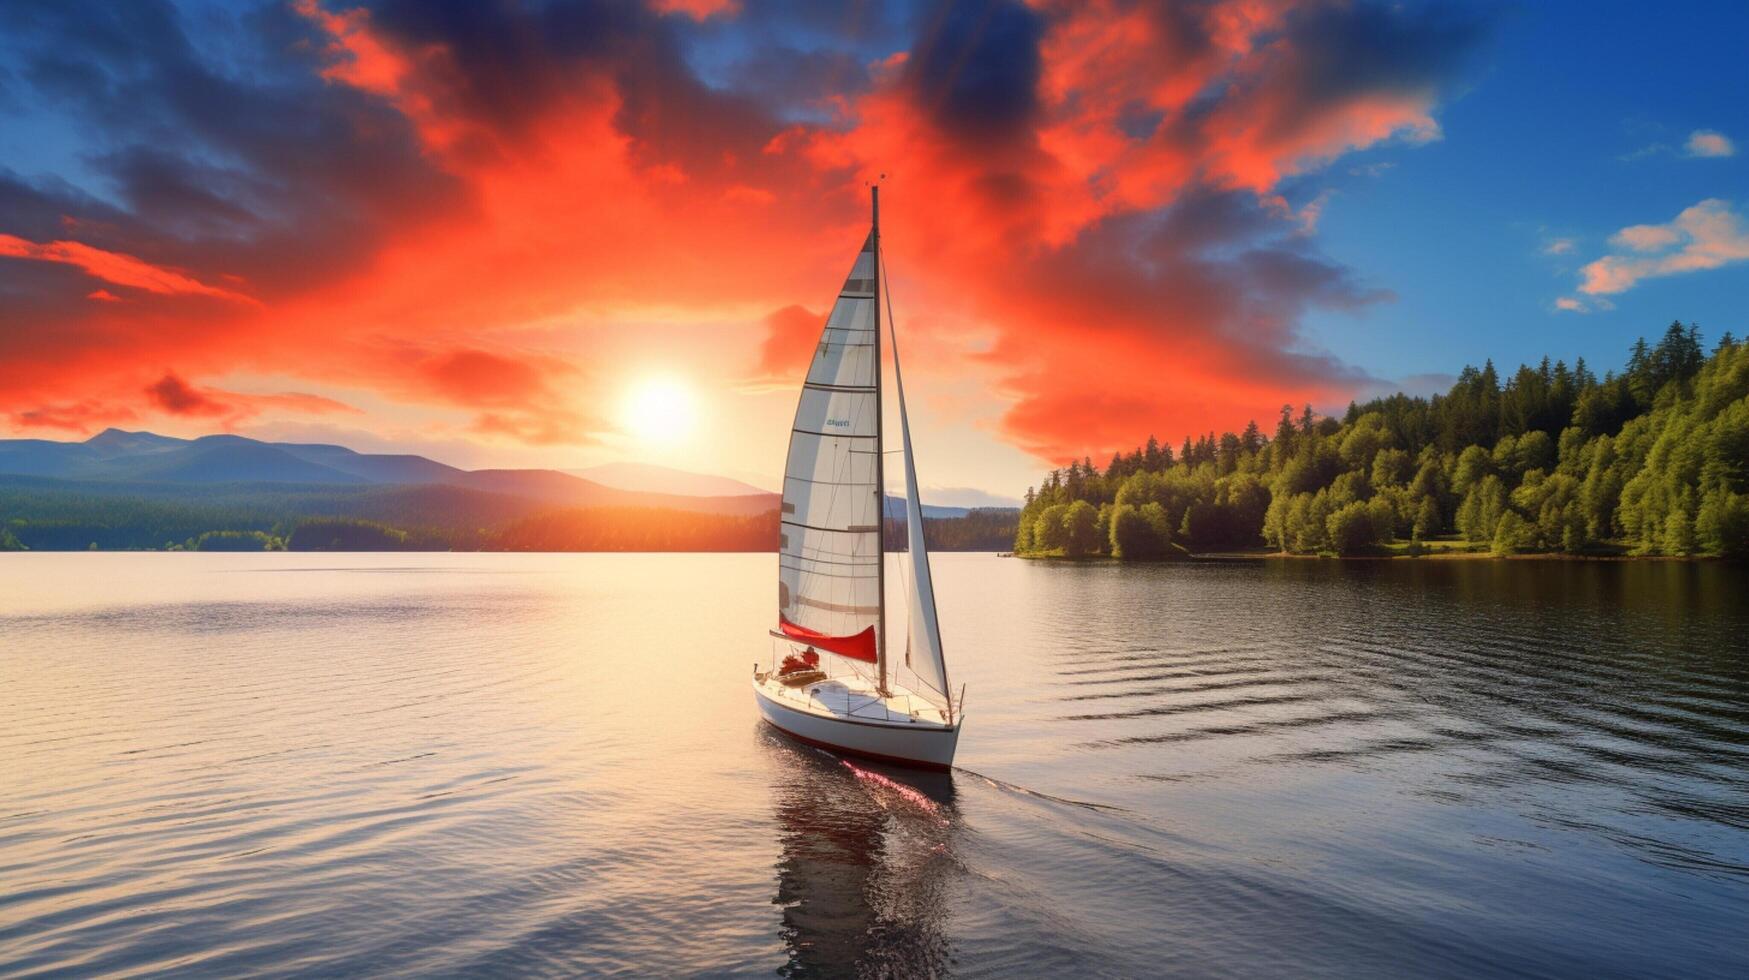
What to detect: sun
<box><xmin>619</xmin><ymin>376</ymin><xmax>698</xmax><ymax>445</ymax></box>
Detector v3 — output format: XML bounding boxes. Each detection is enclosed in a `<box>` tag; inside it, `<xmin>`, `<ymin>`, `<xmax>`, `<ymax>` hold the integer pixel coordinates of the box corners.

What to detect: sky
<box><xmin>0</xmin><ymin>0</ymin><xmax>1744</xmax><ymax>505</ymax></box>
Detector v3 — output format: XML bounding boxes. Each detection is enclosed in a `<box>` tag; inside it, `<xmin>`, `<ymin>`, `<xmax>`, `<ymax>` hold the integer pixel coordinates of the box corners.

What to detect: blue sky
<box><xmin>1301</xmin><ymin>1</ymin><xmax>1748</xmax><ymax>395</ymax></box>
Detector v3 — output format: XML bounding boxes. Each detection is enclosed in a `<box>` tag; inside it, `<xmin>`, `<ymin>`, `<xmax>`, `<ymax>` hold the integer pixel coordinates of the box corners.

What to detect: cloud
<box><xmin>754</xmin><ymin>304</ymin><xmax>825</xmax><ymax>379</ymax></box>
<box><xmin>146</xmin><ymin>373</ymin><xmax>232</xmax><ymax>417</ymax></box>
<box><xmin>1685</xmin><ymin>129</ymin><xmax>1735</xmax><ymax>158</ymax></box>
<box><xmin>648</xmin><ymin>0</ymin><xmax>740</xmax><ymax>20</ymax></box>
<box><xmin>1577</xmin><ymin>198</ymin><xmax>1749</xmax><ymax>296</ymax></box>
<box><xmin>0</xmin><ymin>0</ymin><xmax>1490</xmax><ymax>464</ymax></box>
<box><xmin>141</xmin><ymin>372</ymin><xmax>362</xmax><ymax>425</ymax></box>
<box><xmin>416</xmin><ymin>348</ymin><xmax>565</xmax><ymax>408</ymax></box>
<box><xmin>1554</xmin><ymin>296</ymin><xmax>1587</xmax><ymax>313</ymax></box>
<box><xmin>1609</xmin><ymin>223</ymin><xmax>1681</xmax><ymax>252</ymax></box>
<box><xmin>1623</xmin><ymin>129</ymin><xmax>1737</xmax><ymax>162</ymax></box>
<box><xmin>0</xmin><ymin>233</ymin><xmax>256</xmax><ymax>303</ymax></box>
<box><xmin>1348</xmin><ymin>161</ymin><xmax>1396</xmax><ymax>178</ymax></box>
<box><xmin>906</xmin><ymin>0</ymin><xmax>1045</xmax><ymax>145</ymax></box>
<box><xmin>8</xmin><ymin>400</ymin><xmax>139</xmax><ymax>433</ymax></box>
<box><xmin>1542</xmin><ymin>237</ymin><xmax>1576</xmax><ymax>255</ymax></box>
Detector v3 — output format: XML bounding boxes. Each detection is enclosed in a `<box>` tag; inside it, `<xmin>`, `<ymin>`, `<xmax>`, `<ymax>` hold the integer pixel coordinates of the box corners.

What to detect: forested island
<box><xmin>1015</xmin><ymin>323</ymin><xmax>1748</xmax><ymax>560</ymax></box>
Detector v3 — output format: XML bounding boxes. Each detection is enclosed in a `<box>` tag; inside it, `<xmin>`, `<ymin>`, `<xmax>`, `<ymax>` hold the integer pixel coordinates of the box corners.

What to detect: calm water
<box><xmin>3</xmin><ymin>553</ymin><xmax>1747</xmax><ymax>977</ymax></box>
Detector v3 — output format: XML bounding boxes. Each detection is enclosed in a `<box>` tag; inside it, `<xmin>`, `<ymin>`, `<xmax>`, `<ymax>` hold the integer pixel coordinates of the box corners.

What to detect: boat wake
<box><xmin>951</xmin><ymin>766</ymin><xmax>1129</xmax><ymax>814</ymax></box>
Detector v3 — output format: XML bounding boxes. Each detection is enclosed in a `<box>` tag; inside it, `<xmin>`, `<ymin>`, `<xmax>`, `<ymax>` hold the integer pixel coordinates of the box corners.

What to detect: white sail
<box><xmin>752</xmin><ymin>189</ymin><xmax>961</xmax><ymax>772</ymax></box>
<box><xmin>775</xmin><ymin>232</ymin><xmax>883</xmax><ymax>666</ymax></box>
<box><xmin>886</xmin><ymin>260</ymin><xmax>951</xmax><ymax>704</ymax></box>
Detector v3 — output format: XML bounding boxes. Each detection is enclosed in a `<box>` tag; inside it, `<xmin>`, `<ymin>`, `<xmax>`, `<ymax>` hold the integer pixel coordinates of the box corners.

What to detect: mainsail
<box><xmin>776</xmin><ymin>230</ymin><xmax>883</xmax><ymax>665</ymax></box>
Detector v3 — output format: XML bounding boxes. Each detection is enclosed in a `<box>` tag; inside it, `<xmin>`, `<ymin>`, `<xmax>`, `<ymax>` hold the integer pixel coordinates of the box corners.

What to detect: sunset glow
<box><xmin>0</xmin><ymin>2</ymin><xmax>1744</xmax><ymax>500</ymax></box>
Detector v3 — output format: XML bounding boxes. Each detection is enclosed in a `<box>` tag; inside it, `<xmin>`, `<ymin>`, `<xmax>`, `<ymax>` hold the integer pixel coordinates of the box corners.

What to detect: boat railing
<box><xmin>764</xmin><ymin>636</ymin><xmax>946</xmax><ymax>724</ymax></box>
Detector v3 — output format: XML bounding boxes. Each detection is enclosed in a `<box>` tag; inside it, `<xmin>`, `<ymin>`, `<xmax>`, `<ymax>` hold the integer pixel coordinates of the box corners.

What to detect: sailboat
<box><xmin>752</xmin><ymin>186</ymin><xmax>962</xmax><ymax>771</ymax></box>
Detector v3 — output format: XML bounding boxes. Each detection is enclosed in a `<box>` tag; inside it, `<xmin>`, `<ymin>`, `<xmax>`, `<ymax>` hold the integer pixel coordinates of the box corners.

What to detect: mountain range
<box><xmin>567</xmin><ymin>461</ymin><xmax>770</xmax><ymax>498</ymax></box>
<box><xmin>0</xmin><ymin>429</ymin><xmax>981</xmax><ymax>519</ymax></box>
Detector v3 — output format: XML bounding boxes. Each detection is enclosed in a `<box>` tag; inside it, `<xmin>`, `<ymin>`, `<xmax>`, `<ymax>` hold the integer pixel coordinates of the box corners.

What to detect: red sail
<box><xmin>779</xmin><ymin>615</ymin><xmax>877</xmax><ymax>663</ymax></box>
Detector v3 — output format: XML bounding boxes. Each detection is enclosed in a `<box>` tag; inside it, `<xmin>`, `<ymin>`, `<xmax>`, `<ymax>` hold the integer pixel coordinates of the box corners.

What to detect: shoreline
<box><xmin>1013</xmin><ymin>549</ymin><xmax>1728</xmax><ymax>563</ymax></box>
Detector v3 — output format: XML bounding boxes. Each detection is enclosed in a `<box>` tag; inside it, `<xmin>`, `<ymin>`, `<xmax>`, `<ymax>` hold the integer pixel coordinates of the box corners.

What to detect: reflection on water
<box><xmin>763</xmin><ymin>730</ymin><xmax>958</xmax><ymax>977</ymax></box>
<box><xmin>2</xmin><ymin>553</ymin><xmax>1747</xmax><ymax>977</ymax></box>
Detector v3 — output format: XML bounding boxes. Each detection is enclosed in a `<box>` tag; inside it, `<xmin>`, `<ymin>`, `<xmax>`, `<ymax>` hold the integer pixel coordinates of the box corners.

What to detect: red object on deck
<box><xmin>778</xmin><ymin>615</ymin><xmax>876</xmax><ymax>663</ymax></box>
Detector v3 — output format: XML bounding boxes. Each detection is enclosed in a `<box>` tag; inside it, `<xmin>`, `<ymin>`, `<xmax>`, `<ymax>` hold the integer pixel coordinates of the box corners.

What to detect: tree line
<box><xmin>0</xmin><ymin>481</ymin><xmax>1018</xmax><ymax>553</ymax></box>
<box><xmin>1015</xmin><ymin>322</ymin><xmax>1749</xmax><ymax>559</ymax></box>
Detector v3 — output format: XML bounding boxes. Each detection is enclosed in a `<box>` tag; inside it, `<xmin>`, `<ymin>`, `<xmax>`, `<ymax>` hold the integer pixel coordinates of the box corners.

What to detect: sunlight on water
<box><xmin>2</xmin><ymin>553</ymin><xmax>1747</xmax><ymax>976</ymax></box>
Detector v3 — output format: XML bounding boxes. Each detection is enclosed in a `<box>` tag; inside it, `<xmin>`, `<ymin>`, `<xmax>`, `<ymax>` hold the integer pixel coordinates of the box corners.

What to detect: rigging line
<box><xmin>783</xmin><ymin>549</ymin><xmax>879</xmax><ymax>566</ymax></box>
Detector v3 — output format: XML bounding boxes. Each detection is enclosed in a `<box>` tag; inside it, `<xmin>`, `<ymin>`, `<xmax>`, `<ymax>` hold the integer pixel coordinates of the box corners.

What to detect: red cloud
<box><xmin>648</xmin><ymin>0</ymin><xmax>741</xmax><ymax>20</ymax></box>
<box><xmin>8</xmin><ymin>401</ymin><xmax>139</xmax><ymax>433</ymax></box>
<box><xmin>0</xmin><ymin>0</ymin><xmax>1483</xmax><ymax>462</ymax></box>
<box><xmin>129</xmin><ymin>373</ymin><xmax>360</xmax><ymax>431</ymax></box>
<box><xmin>418</xmin><ymin>349</ymin><xmax>559</xmax><ymax>407</ymax></box>
<box><xmin>755</xmin><ymin>305</ymin><xmax>825</xmax><ymax>378</ymax></box>
<box><xmin>0</xmin><ymin>233</ymin><xmax>256</xmax><ymax>304</ymax></box>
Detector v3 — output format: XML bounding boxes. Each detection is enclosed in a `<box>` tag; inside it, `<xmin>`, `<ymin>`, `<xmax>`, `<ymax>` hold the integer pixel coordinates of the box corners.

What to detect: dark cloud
<box><xmin>98</xmin><ymin>147</ymin><xmax>262</xmax><ymax>239</ymax></box>
<box><xmin>349</xmin><ymin>0</ymin><xmax>779</xmax><ymax>176</ymax></box>
<box><xmin>907</xmin><ymin>0</ymin><xmax>1044</xmax><ymax>143</ymax></box>
<box><xmin>0</xmin><ymin>0</ymin><xmax>462</xmax><ymax>299</ymax></box>
<box><xmin>1144</xmin><ymin>189</ymin><xmax>1280</xmax><ymax>256</ymax></box>
<box><xmin>145</xmin><ymin>372</ymin><xmax>229</xmax><ymax>416</ymax></box>
<box><xmin>1020</xmin><ymin>192</ymin><xmax>1385</xmax><ymax>387</ymax></box>
<box><xmin>1273</xmin><ymin>2</ymin><xmax>1491</xmax><ymax>108</ymax></box>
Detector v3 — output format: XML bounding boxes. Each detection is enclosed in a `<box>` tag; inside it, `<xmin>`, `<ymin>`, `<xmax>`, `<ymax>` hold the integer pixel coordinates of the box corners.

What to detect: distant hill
<box><xmin>121</xmin><ymin>439</ymin><xmax>372</xmax><ymax>485</ymax></box>
<box><xmin>881</xmin><ymin>497</ymin><xmax>986</xmax><ymax>521</ymax></box>
<box><xmin>0</xmin><ymin>428</ymin><xmax>1018</xmax><ymax>551</ymax></box>
<box><xmin>0</xmin><ymin>429</ymin><xmax>778</xmax><ymax>516</ymax></box>
<box><xmin>570</xmin><ymin>461</ymin><xmax>771</xmax><ymax>497</ymax></box>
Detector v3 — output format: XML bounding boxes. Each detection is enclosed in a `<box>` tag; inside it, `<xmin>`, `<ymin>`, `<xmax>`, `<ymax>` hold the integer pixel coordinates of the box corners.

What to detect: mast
<box><xmin>871</xmin><ymin>184</ymin><xmax>889</xmax><ymax>697</ymax></box>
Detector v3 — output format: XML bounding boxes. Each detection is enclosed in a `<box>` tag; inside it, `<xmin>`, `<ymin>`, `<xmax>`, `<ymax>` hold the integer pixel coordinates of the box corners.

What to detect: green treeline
<box><xmin>1015</xmin><ymin>322</ymin><xmax>1749</xmax><ymax>559</ymax></box>
<box><xmin>192</xmin><ymin>530</ymin><xmax>283</xmax><ymax>551</ymax></box>
<box><xmin>897</xmin><ymin>508</ymin><xmax>1021</xmax><ymax>552</ymax></box>
<box><xmin>286</xmin><ymin>518</ymin><xmax>416</xmax><ymax>551</ymax></box>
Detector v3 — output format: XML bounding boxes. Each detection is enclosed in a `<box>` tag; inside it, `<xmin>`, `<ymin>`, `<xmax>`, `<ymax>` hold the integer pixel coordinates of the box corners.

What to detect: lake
<box><xmin>2</xmin><ymin>553</ymin><xmax>1746</xmax><ymax>977</ymax></box>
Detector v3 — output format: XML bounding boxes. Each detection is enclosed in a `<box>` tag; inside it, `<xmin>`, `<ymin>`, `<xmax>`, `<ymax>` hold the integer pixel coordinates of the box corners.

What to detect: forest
<box><xmin>1014</xmin><ymin>322</ymin><xmax>1749</xmax><ymax>559</ymax></box>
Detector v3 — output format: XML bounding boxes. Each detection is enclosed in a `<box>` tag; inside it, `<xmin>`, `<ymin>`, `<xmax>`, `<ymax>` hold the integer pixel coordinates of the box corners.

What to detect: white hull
<box><xmin>753</xmin><ymin>679</ymin><xmax>960</xmax><ymax>771</ymax></box>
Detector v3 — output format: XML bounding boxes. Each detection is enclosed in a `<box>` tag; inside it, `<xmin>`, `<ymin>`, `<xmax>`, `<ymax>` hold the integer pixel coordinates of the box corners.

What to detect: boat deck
<box><xmin>755</xmin><ymin>671</ymin><xmax>951</xmax><ymax>728</ymax></box>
